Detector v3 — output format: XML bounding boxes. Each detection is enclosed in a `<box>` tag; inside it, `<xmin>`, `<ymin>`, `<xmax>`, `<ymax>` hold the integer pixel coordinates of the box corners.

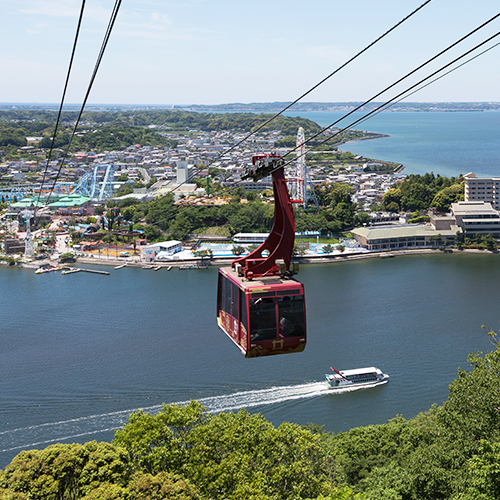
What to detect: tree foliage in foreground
<box><xmin>2</xmin><ymin>334</ymin><xmax>500</xmax><ymax>499</ymax></box>
<box><xmin>323</xmin><ymin>330</ymin><xmax>500</xmax><ymax>500</ymax></box>
<box><xmin>0</xmin><ymin>403</ymin><xmax>335</xmax><ymax>500</ymax></box>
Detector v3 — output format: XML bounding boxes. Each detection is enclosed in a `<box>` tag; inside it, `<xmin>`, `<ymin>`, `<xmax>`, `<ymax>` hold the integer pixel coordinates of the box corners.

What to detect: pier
<box><xmin>61</xmin><ymin>268</ymin><xmax>110</xmax><ymax>275</ymax></box>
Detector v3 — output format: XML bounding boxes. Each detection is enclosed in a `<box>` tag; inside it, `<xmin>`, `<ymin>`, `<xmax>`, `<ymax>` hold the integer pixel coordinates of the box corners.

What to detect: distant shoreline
<box><xmin>1</xmin><ymin>102</ymin><xmax>500</xmax><ymax>113</ymax></box>
<box><xmin>3</xmin><ymin>247</ymin><xmax>497</xmax><ymax>273</ymax></box>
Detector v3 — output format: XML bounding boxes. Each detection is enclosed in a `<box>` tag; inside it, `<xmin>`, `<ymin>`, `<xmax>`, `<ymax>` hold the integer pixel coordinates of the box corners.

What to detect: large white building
<box><xmin>464</xmin><ymin>172</ymin><xmax>500</xmax><ymax>211</ymax></box>
<box><xmin>352</xmin><ymin>200</ymin><xmax>500</xmax><ymax>250</ymax></box>
<box><xmin>449</xmin><ymin>201</ymin><xmax>500</xmax><ymax>238</ymax></box>
<box><xmin>141</xmin><ymin>240</ymin><xmax>183</xmax><ymax>261</ymax></box>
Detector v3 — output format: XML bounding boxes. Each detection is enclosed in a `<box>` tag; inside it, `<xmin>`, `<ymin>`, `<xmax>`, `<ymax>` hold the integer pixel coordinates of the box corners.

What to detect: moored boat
<box><xmin>325</xmin><ymin>366</ymin><xmax>389</xmax><ymax>389</ymax></box>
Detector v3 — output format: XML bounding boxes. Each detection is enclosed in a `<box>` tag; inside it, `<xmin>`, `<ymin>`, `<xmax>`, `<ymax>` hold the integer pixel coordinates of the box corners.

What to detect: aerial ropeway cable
<box><xmin>42</xmin><ymin>0</ymin><xmax>123</xmax><ymax>210</ymax></box>
<box><xmin>35</xmin><ymin>0</ymin><xmax>86</xmax><ymax>211</ymax></box>
<box><xmin>354</xmin><ymin>39</ymin><xmax>500</xmax><ymax>126</ymax></box>
<box><xmin>215</xmin><ymin>10</ymin><xmax>500</xmax><ymax>357</ymax></box>
<box><xmin>208</xmin><ymin>0</ymin><xmax>434</xmax><ymax>163</ymax></box>
<box><xmin>168</xmin><ymin>0</ymin><xmax>435</xmax><ymax>197</ymax></box>
<box><xmin>273</xmin><ymin>13</ymin><xmax>500</xmax><ymax>173</ymax></box>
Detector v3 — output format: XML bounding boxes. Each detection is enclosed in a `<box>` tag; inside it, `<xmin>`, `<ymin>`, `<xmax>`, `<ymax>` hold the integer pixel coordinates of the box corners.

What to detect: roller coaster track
<box><xmin>69</xmin><ymin>163</ymin><xmax>115</xmax><ymax>200</ymax></box>
<box><xmin>0</xmin><ymin>164</ymin><xmax>115</xmax><ymax>202</ymax></box>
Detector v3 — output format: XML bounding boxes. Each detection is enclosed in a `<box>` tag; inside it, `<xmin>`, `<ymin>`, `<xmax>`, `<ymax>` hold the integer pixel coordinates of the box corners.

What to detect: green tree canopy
<box><xmin>113</xmin><ymin>401</ymin><xmax>332</xmax><ymax>500</ymax></box>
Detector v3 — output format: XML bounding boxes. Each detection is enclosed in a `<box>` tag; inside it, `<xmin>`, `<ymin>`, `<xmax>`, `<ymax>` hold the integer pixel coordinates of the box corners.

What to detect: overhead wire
<box><xmin>35</xmin><ymin>0</ymin><xmax>86</xmax><ymax>209</ymax></box>
<box><xmin>35</xmin><ymin>0</ymin><xmax>433</xmax><ymax>214</ymax></box>
<box><xmin>142</xmin><ymin>22</ymin><xmax>500</xmax><ymax>226</ymax></box>
<box><xmin>278</xmin><ymin>11</ymin><xmax>500</xmax><ymax>167</ymax></box>
<box><xmin>114</xmin><ymin>1</ymin><xmax>436</xmax><ymax>230</ymax></box>
<box><xmin>277</xmin><ymin>31</ymin><xmax>500</xmax><ymax>173</ymax></box>
<box><xmin>206</xmin><ymin>0</ymin><xmax>433</xmax><ymax>163</ymax></box>
<box><xmin>191</xmin><ymin>0</ymin><xmax>432</xmax><ymax>172</ymax></box>
<box><xmin>43</xmin><ymin>0</ymin><xmax>123</xmax><ymax>209</ymax></box>
<box><xmin>271</xmin><ymin>19</ymin><xmax>500</xmax><ymax>180</ymax></box>
<box><xmin>353</xmin><ymin>39</ymin><xmax>500</xmax><ymax>126</ymax></box>
<box><xmin>36</xmin><ymin>2</ymin><xmax>499</xmax><ymax>227</ymax></box>
<box><xmin>117</xmin><ymin>10</ymin><xmax>500</xmax><ymax>235</ymax></box>
<box><xmin>164</xmin><ymin>0</ymin><xmax>434</xmax><ymax>197</ymax></box>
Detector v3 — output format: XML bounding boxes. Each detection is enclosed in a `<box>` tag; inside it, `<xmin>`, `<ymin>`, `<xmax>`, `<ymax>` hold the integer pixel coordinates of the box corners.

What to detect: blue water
<box><xmin>0</xmin><ymin>254</ymin><xmax>496</xmax><ymax>467</ymax></box>
<box><xmin>2</xmin><ymin>110</ymin><xmax>500</xmax><ymax>468</ymax></box>
<box><xmin>284</xmin><ymin>110</ymin><xmax>500</xmax><ymax>178</ymax></box>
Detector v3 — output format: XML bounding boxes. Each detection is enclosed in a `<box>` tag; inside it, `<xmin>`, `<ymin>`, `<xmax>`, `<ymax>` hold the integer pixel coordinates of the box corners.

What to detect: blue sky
<box><xmin>1</xmin><ymin>0</ymin><xmax>500</xmax><ymax>105</ymax></box>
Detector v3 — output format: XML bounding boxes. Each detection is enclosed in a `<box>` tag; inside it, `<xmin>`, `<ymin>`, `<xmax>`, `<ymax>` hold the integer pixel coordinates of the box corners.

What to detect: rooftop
<box><xmin>352</xmin><ymin>224</ymin><xmax>459</xmax><ymax>239</ymax></box>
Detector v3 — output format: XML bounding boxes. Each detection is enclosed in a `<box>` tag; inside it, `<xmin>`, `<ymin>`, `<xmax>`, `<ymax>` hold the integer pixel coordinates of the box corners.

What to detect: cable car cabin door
<box><xmin>217</xmin><ymin>270</ymin><xmax>246</xmax><ymax>351</ymax></box>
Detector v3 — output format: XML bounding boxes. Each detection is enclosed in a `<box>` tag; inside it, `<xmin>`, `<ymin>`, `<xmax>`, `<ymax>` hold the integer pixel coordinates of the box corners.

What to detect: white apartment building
<box><xmin>464</xmin><ymin>172</ymin><xmax>500</xmax><ymax>210</ymax></box>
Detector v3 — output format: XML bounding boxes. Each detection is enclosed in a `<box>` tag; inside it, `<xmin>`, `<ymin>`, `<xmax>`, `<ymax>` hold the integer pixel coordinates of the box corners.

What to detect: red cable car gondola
<box><xmin>216</xmin><ymin>154</ymin><xmax>306</xmax><ymax>357</ymax></box>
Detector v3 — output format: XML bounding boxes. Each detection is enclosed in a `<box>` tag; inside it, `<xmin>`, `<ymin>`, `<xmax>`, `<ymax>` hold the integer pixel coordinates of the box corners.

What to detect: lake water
<box><xmin>0</xmin><ymin>253</ymin><xmax>497</xmax><ymax>468</ymax></box>
<box><xmin>284</xmin><ymin>110</ymin><xmax>500</xmax><ymax>178</ymax></box>
<box><xmin>2</xmin><ymin>110</ymin><xmax>500</xmax><ymax>468</ymax></box>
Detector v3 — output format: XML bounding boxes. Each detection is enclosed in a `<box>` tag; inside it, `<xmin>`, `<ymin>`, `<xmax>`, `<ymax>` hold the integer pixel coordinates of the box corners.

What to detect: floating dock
<box><xmin>61</xmin><ymin>268</ymin><xmax>110</xmax><ymax>275</ymax></box>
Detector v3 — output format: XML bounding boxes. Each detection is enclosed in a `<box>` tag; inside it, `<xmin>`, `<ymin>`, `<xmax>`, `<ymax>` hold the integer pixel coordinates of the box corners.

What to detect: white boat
<box><xmin>325</xmin><ymin>366</ymin><xmax>389</xmax><ymax>389</ymax></box>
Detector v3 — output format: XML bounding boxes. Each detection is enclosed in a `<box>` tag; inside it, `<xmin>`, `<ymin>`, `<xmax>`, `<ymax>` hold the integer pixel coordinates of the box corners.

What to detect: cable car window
<box><xmin>224</xmin><ymin>277</ymin><xmax>231</xmax><ymax>314</ymax></box>
<box><xmin>251</xmin><ymin>291</ymin><xmax>275</xmax><ymax>298</ymax></box>
<box><xmin>278</xmin><ymin>296</ymin><xmax>305</xmax><ymax>337</ymax></box>
<box><xmin>240</xmin><ymin>291</ymin><xmax>248</xmax><ymax>333</ymax></box>
<box><xmin>249</xmin><ymin>297</ymin><xmax>277</xmax><ymax>341</ymax></box>
<box><xmin>218</xmin><ymin>274</ymin><xmax>226</xmax><ymax>313</ymax></box>
<box><xmin>277</xmin><ymin>289</ymin><xmax>300</xmax><ymax>296</ymax></box>
<box><xmin>231</xmin><ymin>282</ymin><xmax>239</xmax><ymax>319</ymax></box>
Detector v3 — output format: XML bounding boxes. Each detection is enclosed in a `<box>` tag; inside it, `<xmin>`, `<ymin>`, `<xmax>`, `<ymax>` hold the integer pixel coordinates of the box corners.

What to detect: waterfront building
<box><xmin>351</xmin><ymin>224</ymin><xmax>458</xmax><ymax>250</ymax></box>
<box><xmin>142</xmin><ymin>240</ymin><xmax>183</xmax><ymax>261</ymax></box>
<box><xmin>3</xmin><ymin>237</ymin><xmax>25</xmax><ymax>254</ymax></box>
<box><xmin>429</xmin><ymin>201</ymin><xmax>500</xmax><ymax>238</ymax></box>
<box><xmin>450</xmin><ymin>201</ymin><xmax>500</xmax><ymax>238</ymax></box>
<box><xmin>464</xmin><ymin>172</ymin><xmax>500</xmax><ymax>210</ymax></box>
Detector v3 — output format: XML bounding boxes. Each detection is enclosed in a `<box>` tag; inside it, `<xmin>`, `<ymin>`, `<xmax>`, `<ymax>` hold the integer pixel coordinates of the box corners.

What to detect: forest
<box><xmin>104</xmin><ymin>181</ymin><xmax>370</xmax><ymax>243</ymax></box>
<box><xmin>103</xmin><ymin>173</ymin><xmax>465</xmax><ymax>244</ymax></box>
<box><xmin>0</xmin><ymin>109</ymin><xmax>322</xmax><ymax>151</ymax></box>
<box><xmin>382</xmin><ymin>173</ymin><xmax>465</xmax><ymax>213</ymax></box>
<box><xmin>1</xmin><ymin>331</ymin><xmax>500</xmax><ymax>499</ymax></box>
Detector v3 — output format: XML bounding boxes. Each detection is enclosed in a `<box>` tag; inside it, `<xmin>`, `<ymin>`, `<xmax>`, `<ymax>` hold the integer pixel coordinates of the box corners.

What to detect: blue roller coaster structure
<box><xmin>70</xmin><ymin>163</ymin><xmax>115</xmax><ymax>200</ymax></box>
<box><xmin>0</xmin><ymin>163</ymin><xmax>115</xmax><ymax>203</ymax></box>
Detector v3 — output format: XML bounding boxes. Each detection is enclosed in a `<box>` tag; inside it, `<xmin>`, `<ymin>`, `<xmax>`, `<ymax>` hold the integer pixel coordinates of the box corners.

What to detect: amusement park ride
<box><xmin>286</xmin><ymin>127</ymin><xmax>319</xmax><ymax>210</ymax></box>
<box><xmin>217</xmin><ymin>153</ymin><xmax>307</xmax><ymax>358</ymax></box>
<box><xmin>0</xmin><ymin>163</ymin><xmax>115</xmax><ymax>203</ymax></box>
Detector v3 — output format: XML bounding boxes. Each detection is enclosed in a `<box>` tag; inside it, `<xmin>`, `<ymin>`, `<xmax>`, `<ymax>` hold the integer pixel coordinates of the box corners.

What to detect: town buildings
<box><xmin>1</xmin><ymin>126</ymin><xmax>403</xmax><ymax>209</ymax></box>
<box><xmin>463</xmin><ymin>172</ymin><xmax>500</xmax><ymax>211</ymax></box>
<box><xmin>352</xmin><ymin>200</ymin><xmax>500</xmax><ymax>250</ymax></box>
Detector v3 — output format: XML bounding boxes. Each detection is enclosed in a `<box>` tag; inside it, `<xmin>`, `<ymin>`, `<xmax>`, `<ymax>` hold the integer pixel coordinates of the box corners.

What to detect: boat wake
<box><xmin>0</xmin><ymin>381</ymin><xmax>367</xmax><ymax>457</ymax></box>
